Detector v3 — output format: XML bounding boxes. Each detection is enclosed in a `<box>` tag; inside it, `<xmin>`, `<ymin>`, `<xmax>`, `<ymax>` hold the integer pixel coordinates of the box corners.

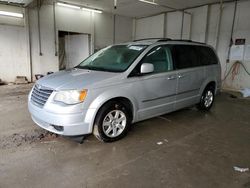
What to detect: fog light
<box><xmin>52</xmin><ymin>125</ymin><xmax>64</xmax><ymax>132</ymax></box>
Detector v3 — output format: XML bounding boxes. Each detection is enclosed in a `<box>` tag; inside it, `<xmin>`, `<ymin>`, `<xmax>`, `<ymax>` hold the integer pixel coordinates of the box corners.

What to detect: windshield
<box><xmin>76</xmin><ymin>45</ymin><xmax>147</xmax><ymax>72</ymax></box>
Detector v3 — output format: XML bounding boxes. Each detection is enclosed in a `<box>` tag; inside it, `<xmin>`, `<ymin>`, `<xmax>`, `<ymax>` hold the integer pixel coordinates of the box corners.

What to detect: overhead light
<box><xmin>57</xmin><ymin>2</ymin><xmax>102</xmax><ymax>13</ymax></box>
<box><xmin>82</xmin><ymin>7</ymin><xmax>102</xmax><ymax>14</ymax></box>
<box><xmin>0</xmin><ymin>11</ymin><xmax>23</xmax><ymax>18</ymax></box>
<box><xmin>57</xmin><ymin>2</ymin><xmax>81</xmax><ymax>9</ymax></box>
<box><xmin>139</xmin><ymin>0</ymin><xmax>158</xmax><ymax>5</ymax></box>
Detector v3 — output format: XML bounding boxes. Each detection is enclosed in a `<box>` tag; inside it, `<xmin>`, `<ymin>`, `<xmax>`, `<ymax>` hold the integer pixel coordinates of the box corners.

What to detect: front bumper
<box><xmin>28</xmin><ymin>101</ymin><xmax>92</xmax><ymax>136</ymax></box>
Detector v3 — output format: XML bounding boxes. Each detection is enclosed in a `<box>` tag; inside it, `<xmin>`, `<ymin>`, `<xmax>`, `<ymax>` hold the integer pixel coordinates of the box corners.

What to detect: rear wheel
<box><xmin>197</xmin><ymin>86</ymin><xmax>215</xmax><ymax>111</ymax></box>
<box><xmin>93</xmin><ymin>101</ymin><xmax>131</xmax><ymax>142</ymax></box>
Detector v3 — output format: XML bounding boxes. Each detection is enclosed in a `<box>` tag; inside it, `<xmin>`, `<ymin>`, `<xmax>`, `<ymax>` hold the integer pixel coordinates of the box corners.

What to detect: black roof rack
<box><xmin>133</xmin><ymin>38</ymin><xmax>172</xmax><ymax>42</ymax></box>
<box><xmin>133</xmin><ymin>38</ymin><xmax>206</xmax><ymax>45</ymax></box>
<box><xmin>169</xmin><ymin>39</ymin><xmax>206</xmax><ymax>45</ymax></box>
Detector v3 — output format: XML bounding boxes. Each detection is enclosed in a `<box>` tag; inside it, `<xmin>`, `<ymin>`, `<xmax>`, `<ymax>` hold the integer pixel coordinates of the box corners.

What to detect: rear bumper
<box><xmin>28</xmin><ymin>101</ymin><xmax>92</xmax><ymax>136</ymax></box>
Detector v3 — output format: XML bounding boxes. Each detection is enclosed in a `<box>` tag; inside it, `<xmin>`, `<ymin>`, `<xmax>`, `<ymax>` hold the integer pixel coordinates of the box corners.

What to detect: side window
<box><xmin>198</xmin><ymin>46</ymin><xmax>218</xmax><ymax>65</ymax></box>
<box><xmin>172</xmin><ymin>45</ymin><xmax>200</xmax><ymax>69</ymax></box>
<box><xmin>140</xmin><ymin>46</ymin><xmax>173</xmax><ymax>73</ymax></box>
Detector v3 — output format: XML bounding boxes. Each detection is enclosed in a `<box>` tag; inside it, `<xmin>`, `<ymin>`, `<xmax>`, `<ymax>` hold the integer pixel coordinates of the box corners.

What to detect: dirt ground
<box><xmin>0</xmin><ymin>84</ymin><xmax>250</xmax><ymax>188</ymax></box>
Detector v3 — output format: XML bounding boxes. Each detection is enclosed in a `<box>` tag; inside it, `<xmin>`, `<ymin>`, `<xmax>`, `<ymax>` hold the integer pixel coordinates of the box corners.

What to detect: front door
<box><xmin>129</xmin><ymin>45</ymin><xmax>178</xmax><ymax>121</ymax></box>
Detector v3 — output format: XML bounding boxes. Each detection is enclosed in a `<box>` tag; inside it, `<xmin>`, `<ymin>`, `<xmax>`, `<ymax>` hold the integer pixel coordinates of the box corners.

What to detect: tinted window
<box><xmin>172</xmin><ymin>45</ymin><xmax>200</xmax><ymax>69</ymax></box>
<box><xmin>197</xmin><ymin>46</ymin><xmax>218</xmax><ymax>65</ymax></box>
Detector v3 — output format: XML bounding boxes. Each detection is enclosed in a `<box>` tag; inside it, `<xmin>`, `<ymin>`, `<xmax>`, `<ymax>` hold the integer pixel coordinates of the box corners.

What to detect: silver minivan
<box><xmin>28</xmin><ymin>39</ymin><xmax>221</xmax><ymax>142</ymax></box>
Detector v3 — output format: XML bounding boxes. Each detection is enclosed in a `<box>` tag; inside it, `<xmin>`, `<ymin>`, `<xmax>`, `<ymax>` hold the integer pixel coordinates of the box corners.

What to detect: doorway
<box><xmin>58</xmin><ymin>31</ymin><xmax>90</xmax><ymax>70</ymax></box>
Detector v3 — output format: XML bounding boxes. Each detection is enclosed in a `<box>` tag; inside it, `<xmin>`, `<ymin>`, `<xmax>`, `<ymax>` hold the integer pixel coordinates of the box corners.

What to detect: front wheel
<box><xmin>197</xmin><ymin>87</ymin><xmax>215</xmax><ymax>111</ymax></box>
<box><xmin>93</xmin><ymin>101</ymin><xmax>131</xmax><ymax>142</ymax></box>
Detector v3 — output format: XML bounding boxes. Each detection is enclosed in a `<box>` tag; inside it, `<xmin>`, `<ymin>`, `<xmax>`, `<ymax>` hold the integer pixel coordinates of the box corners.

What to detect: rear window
<box><xmin>196</xmin><ymin>46</ymin><xmax>218</xmax><ymax>65</ymax></box>
<box><xmin>171</xmin><ymin>45</ymin><xmax>218</xmax><ymax>70</ymax></box>
<box><xmin>171</xmin><ymin>45</ymin><xmax>200</xmax><ymax>69</ymax></box>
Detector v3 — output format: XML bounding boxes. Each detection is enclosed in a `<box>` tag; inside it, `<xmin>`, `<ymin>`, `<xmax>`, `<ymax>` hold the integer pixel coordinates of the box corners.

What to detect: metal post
<box><xmin>226</xmin><ymin>0</ymin><xmax>238</xmax><ymax>62</ymax></box>
<box><xmin>215</xmin><ymin>0</ymin><xmax>223</xmax><ymax>51</ymax></box>
<box><xmin>180</xmin><ymin>11</ymin><xmax>184</xmax><ymax>39</ymax></box>
<box><xmin>53</xmin><ymin>2</ymin><xmax>58</xmax><ymax>56</ymax></box>
<box><xmin>37</xmin><ymin>0</ymin><xmax>42</xmax><ymax>56</ymax></box>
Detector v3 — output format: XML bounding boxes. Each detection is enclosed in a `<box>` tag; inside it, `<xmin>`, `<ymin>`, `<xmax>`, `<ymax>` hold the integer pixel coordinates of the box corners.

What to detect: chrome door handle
<box><xmin>167</xmin><ymin>76</ymin><xmax>177</xmax><ymax>80</ymax></box>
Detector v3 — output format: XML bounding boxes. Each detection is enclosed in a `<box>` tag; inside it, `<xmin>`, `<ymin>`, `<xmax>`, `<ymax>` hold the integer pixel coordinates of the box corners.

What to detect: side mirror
<box><xmin>140</xmin><ymin>63</ymin><xmax>154</xmax><ymax>74</ymax></box>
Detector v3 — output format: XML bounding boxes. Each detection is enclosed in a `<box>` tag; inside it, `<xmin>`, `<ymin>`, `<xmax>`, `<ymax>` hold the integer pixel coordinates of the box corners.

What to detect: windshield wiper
<box><xmin>75</xmin><ymin>65</ymin><xmax>90</xmax><ymax>70</ymax></box>
<box><xmin>75</xmin><ymin>65</ymin><xmax>119</xmax><ymax>73</ymax></box>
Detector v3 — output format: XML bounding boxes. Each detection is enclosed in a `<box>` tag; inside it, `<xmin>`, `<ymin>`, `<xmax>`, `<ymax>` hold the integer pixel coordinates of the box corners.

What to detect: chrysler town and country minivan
<box><xmin>28</xmin><ymin>39</ymin><xmax>221</xmax><ymax>142</ymax></box>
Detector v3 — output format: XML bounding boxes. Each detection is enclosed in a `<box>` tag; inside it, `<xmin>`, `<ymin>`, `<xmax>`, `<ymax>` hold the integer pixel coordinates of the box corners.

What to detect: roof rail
<box><xmin>133</xmin><ymin>38</ymin><xmax>206</xmax><ymax>45</ymax></box>
<box><xmin>133</xmin><ymin>38</ymin><xmax>172</xmax><ymax>42</ymax></box>
<box><xmin>169</xmin><ymin>39</ymin><xmax>206</xmax><ymax>44</ymax></box>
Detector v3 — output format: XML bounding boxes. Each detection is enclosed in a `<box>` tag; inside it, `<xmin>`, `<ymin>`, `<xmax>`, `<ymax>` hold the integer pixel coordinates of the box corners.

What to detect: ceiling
<box><xmin>63</xmin><ymin>0</ymin><xmax>234</xmax><ymax>17</ymax></box>
<box><xmin>1</xmin><ymin>0</ymin><xmax>233</xmax><ymax>17</ymax></box>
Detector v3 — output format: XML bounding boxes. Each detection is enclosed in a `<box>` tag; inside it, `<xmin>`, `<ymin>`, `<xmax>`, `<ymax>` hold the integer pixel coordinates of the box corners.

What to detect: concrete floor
<box><xmin>0</xmin><ymin>84</ymin><xmax>250</xmax><ymax>188</ymax></box>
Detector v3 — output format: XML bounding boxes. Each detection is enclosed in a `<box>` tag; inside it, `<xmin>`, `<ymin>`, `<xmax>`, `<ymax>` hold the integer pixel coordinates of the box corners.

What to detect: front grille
<box><xmin>31</xmin><ymin>84</ymin><xmax>53</xmax><ymax>107</ymax></box>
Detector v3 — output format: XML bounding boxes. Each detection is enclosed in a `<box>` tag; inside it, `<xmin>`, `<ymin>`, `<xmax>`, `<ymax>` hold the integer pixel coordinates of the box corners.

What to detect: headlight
<box><xmin>54</xmin><ymin>89</ymin><xmax>87</xmax><ymax>105</ymax></box>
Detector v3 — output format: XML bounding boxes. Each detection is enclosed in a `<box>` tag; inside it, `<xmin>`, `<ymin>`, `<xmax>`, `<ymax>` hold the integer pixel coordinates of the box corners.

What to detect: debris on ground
<box><xmin>233</xmin><ymin>166</ymin><xmax>249</xmax><ymax>173</ymax></box>
<box><xmin>240</xmin><ymin>88</ymin><xmax>250</xmax><ymax>98</ymax></box>
<box><xmin>157</xmin><ymin>139</ymin><xmax>169</xmax><ymax>145</ymax></box>
<box><xmin>66</xmin><ymin>135</ymin><xmax>86</xmax><ymax>144</ymax></box>
<box><xmin>157</xmin><ymin>141</ymin><xmax>163</xmax><ymax>145</ymax></box>
<box><xmin>230</xmin><ymin>94</ymin><xmax>238</xmax><ymax>99</ymax></box>
<box><xmin>39</xmin><ymin>132</ymin><xmax>59</xmax><ymax>142</ymax></box>
<box><xmin>14</xmin><ymin>76</ymin><xmax>28</xmax><ymax>84</ymax></box>
<box><xmin>35</xmin><ymin>74</ymin><xmax>44</xmax><ymax>80</ymax></box>
<box><xmin>0</xmin><ymin>129</ymin><xmax>59</xmax><ymax>149</ymax></box>
<box><xmin>0</xmin><ymin>78</ymin><xmax>5</xmax><ymax>85</ymax></box>
<box><xmin>157</xmin><ymin>116</ymin><xmax>172</xmax><ymax>122</ymax></box>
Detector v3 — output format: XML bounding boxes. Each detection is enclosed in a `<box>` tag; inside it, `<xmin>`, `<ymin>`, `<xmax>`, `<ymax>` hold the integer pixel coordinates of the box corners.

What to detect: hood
<box><xmin>37</xmin><ymin>68</ymin><xmax>120</xmax><ymax>90</ymax></box>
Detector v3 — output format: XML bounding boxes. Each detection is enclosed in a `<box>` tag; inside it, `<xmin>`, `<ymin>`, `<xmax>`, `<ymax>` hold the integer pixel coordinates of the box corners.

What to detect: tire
<box><xmin>197</xmin><ymin>86</ymin><xmax>215</xmax><ymax>111</ymax></box>
<box><xmin>93</xmin><ymin>101</ymin><xmax>132</xmax><ymax>142</ymax></box>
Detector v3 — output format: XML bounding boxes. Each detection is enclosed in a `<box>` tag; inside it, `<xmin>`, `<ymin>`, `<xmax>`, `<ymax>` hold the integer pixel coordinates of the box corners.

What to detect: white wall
<box><xmin>165</xmin><ymin>11</ymin><xmax>191</xmax><ymax>39</ymax></box>
<box><xmin>29</xmin><ymin>5</ymin><xmax>58</xmax><ymax>80</ymax></box>
<box><xmin>187</xmin><ymin>2</ymin><xmax>250</xmax><ymax>89</ymax></box>
<box><xmin>0</xmin><ymin>2</ymin><xmax>133</xmax><ymax>82</ymax></box>
<box><xmin>56</xmin><ymin>6</ymin><xmax>93</xmax><ymax>34</ymax></box>
<box><xmin>182</xmin><ymin>13</ymin><xmax>192</xmax><ymax>40</ymax></box>
<box><xmin>0</xmin><ymin>25</ymin><xmax>30</xmax><ymax>82</ymax></box>
<box><xmin>135</xmin><ymin>12</ymin><xmax>191</xmax><ymax>40</ymax></box>
<box><xmin>0</xmin><ymin>5</ymin><xmax>30</xmax><ymax>82</ymax></box>
<box><xmin>220</xmin><ymin>1</ymin><xmax>250</xmax><ymax>89</ymax></box>
<box><xmin>94</xmin><ymin>13</ymin><xmax>114</xmax><ymax>50</ymax></box>
<box><xmin>135</xmin><ymin>14</ymin><xmax>165</xmax><ymax>39</ymax></box>
<box><xmin>166</xmin><ymin>11</ymin><xmax>182</xmax><ymax>39</ymax></box>
<box><xmin>134</xmin><ymin>1</ymin><xmax>250</xmax><ymax>90</ymax></box>
<box><xmin>188</xmin><ymin>5</ymin><xmax>208</xmax><ymax>43</ymax></box>
<box><xmin>29</xmin><ymin>4</ymin><xmax>133</xmax><ymax>80</ymax></box>
<box><xmin>115</xmin><ymin>15</ymin><xmax>133</xmax><ymax>44</ymax></box>
<box><xmin>65</xmin><ymin>34</ymin><xmax>89</xmax><ymax>68</ymax></box>
<box><xmin>206</xmin><ymin>4</ymin><xmax>220</xmax><ymax>47</ymax></box>
<box><xmin>29</xmin><ymin>4</ymin><xmax>94</xmax><ymax>79</ymax></box>
<box><xmin>94</xmin><ymin>13</ymin><xmax>133</xmax><ymax>50</ymax></box>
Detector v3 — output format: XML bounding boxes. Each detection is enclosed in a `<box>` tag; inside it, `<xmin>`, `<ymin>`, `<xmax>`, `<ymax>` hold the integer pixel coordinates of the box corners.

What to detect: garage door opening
<box><xmin>58</xmin><ymin>31</ymin><xmax>90</xmax><ymax>70</ymax></box>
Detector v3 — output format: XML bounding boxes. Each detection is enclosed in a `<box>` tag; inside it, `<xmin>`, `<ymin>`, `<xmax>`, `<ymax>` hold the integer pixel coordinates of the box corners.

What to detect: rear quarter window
<box><xmin>171</xmin><ymin>45</ymin><xmax>201</xmax><ymax>69</ymax></box>
<box><xmin>196</xmin><ymin>46</ymin><xmax>218</xmax><ymax>65</ymax></box>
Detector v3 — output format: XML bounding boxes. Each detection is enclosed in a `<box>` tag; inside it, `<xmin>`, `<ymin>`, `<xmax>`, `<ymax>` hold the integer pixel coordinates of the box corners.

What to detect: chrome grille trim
<box><xmin>31</xmin><ymin>84</ymin><xmax>53</xmax><ymax>107</ymax></box>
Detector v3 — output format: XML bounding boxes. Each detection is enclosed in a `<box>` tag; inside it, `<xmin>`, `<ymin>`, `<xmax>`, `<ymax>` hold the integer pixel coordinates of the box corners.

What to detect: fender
<box><xmin>84</xmin><ymin>88</ymin><xmax>139</xmax><ymax>133</ymax></box>
<box><xmin>199</xmin><ymin>77</ymin><xmax>217</xmax><ymax>96</ymax></box>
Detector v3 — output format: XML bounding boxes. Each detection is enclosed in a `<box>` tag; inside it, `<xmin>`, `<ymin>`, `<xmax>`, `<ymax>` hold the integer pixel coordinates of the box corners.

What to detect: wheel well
<box><xmin>206</xmin><ymin>81</ymin><xmax>216</xmax><ymax>92</ymax></box>
<box><xmin>99</xmin><ymin>97</ymin><xmax>134</xmax><ymax>120</ymax></box>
